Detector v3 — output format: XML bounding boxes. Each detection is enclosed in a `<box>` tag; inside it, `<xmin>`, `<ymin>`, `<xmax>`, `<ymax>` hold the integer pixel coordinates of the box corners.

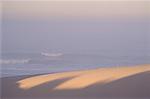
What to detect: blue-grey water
<box><xmin>1</xmin><ymin>50</ymin><xmax>150</xmax><ymax>77</ymax></box>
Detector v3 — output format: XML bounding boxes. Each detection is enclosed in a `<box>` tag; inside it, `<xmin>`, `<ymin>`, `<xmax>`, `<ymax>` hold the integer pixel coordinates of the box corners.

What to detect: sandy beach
<box><xmin>1</xmin><ymin>64</ymin><xmax>150</xmax><ymax>99</ymax></box>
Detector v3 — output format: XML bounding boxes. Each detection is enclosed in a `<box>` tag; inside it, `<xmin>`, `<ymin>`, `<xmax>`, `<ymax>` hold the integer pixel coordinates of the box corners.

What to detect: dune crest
<box><xmin>17</xmin><ymin>64</ymin><xmax>150</xmax><ymax>90</ymax></box>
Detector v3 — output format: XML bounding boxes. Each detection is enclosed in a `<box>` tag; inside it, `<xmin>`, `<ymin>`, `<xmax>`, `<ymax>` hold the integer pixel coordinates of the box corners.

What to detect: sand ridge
<box><xmin>17</xmin><ymin>64</ymin><xmax>150</xmax><ymax>90</ymax></box>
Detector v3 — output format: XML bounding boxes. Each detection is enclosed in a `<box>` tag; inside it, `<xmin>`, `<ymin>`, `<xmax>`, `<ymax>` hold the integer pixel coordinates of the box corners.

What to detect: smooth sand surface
<box><xmin>1</xmin><ymin>64</ymin><xmax>150</xmax><ymax>99</ymax></box>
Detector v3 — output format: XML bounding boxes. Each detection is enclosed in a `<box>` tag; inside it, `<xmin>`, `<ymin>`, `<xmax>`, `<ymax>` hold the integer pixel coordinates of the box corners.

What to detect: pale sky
<box><xmin>1</xmin><ymin>1</ymin><xmax>150</xmax><ymax>53</ymax></box>
<box><xmin>2</xmin><ymin>1</ymin><xmax>150</xmax><ymax>19</ymax></box>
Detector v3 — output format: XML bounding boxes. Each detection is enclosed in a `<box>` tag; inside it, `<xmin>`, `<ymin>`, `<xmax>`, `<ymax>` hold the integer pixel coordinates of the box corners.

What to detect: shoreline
<box><xmin>1</xmin><ymin>63</ymin><xmax>149</xmax><ymax>78</ymax></box>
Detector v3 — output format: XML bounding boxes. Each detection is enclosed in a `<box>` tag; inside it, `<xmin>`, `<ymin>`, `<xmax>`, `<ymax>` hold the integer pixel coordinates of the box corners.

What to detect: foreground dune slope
<box><xmin>17</xmin><ymin>64</ymin><xmax>150</xmax><ymax>90</ymax></box>
<box><xmin>2</xmin><ymin>64</ymin><xmax>150</xmax><ymax>99</ymax></box>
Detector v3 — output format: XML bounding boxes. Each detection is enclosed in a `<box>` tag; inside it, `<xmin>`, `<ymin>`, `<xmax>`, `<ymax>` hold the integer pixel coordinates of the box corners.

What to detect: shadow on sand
<box><xmin>1</xmin><ymin>71</ymin><xmax>150</xmax><ymax>99</ymax></box>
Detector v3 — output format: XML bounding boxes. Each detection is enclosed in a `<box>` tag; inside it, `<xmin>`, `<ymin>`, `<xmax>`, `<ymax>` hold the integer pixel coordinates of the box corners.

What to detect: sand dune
<box><xmin>1</xmin><ymin>64</ymin><xmax>150</xmax><ymax>99</ymax></box>
<box><xmin>17</xmin><ymin>64</ymin><xmax>150</xmax><ymax>90</ymax></box>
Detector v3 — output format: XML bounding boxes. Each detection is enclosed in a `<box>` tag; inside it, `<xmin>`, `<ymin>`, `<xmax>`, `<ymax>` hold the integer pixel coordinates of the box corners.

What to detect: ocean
<box><xmin>1</xmin><ymin>50</ymin><xmax>150</xmax><ymax>77</ymax></box>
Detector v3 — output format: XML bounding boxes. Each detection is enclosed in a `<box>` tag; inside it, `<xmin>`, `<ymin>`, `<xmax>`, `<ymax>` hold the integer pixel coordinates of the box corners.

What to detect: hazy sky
<box><xmin>2</xmin><ymin>1</ymin><xmax>150</xmax><ymax>53</ymax></box>
<box><xmin>2</xmin><ymin>1</ymin><xmax>150</xmax><ymax>19</ymax></box>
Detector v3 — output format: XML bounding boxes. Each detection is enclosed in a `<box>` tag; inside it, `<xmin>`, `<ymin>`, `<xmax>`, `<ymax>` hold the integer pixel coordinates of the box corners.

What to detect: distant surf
<box><xmin>41</xmin><ymin>52</ymin><xmax>63</xmax><ymax>57</ymax></box>
<box><xmin>0</xmin><ymin>59</ymin><xmax>30</xmax><ymax>65</ymax></box>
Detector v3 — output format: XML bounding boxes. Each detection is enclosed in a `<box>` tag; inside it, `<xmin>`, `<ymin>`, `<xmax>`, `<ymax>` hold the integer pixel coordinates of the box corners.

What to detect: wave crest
<box><xmin>0</xmin><ymin>59</ymin><xmax>30</xmax><ymax>65</ymax></box>
<box><xmin>41</xmin><ymin>52</ymin><xmax>63</xmax><ymax>57</ymax></box>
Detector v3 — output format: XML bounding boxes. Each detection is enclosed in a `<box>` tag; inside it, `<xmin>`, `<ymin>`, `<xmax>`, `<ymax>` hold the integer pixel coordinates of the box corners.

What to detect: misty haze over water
<box><xmin>1</xmin><ymin>1</ymin><xmax>150</xmax><ymax>77</ymax></box>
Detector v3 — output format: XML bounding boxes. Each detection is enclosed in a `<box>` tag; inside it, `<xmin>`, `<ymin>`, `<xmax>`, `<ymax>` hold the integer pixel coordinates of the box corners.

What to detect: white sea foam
<box><xmin>41</xmin><ymin>52</ymin><xmax>63</xmax><ymax>57</ymax></box>
<box><xmin>0</xmin><ymin>59</ymin><xmax>30</xmax><ymax>65</ymax></box>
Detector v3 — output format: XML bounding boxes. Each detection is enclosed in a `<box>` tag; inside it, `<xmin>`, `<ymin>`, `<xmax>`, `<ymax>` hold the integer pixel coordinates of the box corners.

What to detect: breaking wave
<box><xmin>0</xmin><ymin>59</ymin><xmax>30</xmax><ymax>65</ymax></box>
<box><xmin>41</xmin><ymin>52</ymin><xmax>63</xmax><ymax>57</ymax></box>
